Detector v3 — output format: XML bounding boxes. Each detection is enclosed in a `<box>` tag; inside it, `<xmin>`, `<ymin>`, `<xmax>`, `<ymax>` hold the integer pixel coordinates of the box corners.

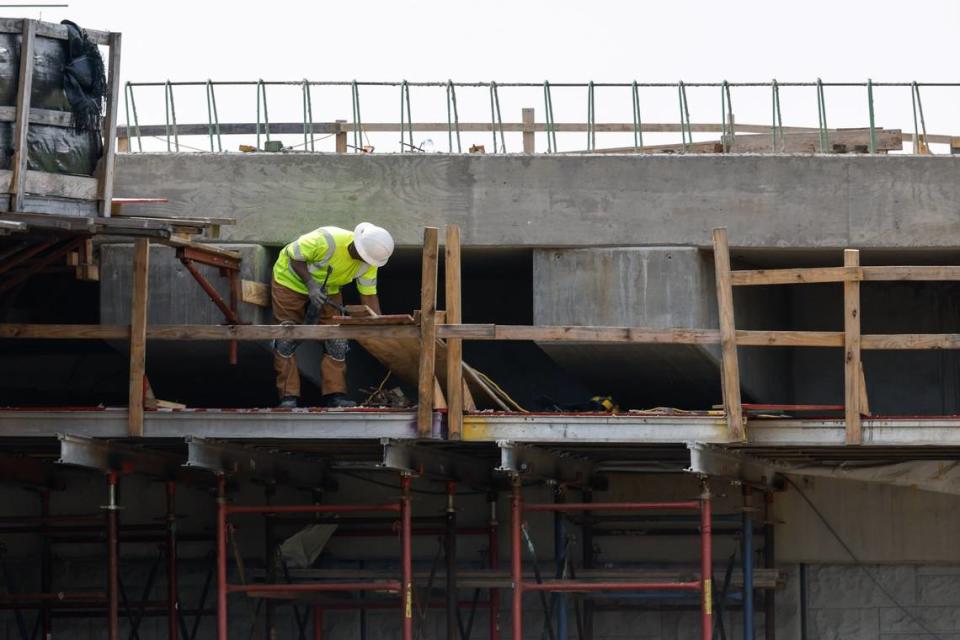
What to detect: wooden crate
<box><xmin>0</xmin><ymin>18</ymin><xmax>120</xmax><ymax>219</ymax></box>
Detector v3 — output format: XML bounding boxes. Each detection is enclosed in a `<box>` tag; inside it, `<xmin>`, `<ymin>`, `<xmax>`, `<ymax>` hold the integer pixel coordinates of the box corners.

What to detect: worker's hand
<box><xmin>307</xmin><ymin>280</ymin><xmax>328</xmax><ymax>310</ymax></box>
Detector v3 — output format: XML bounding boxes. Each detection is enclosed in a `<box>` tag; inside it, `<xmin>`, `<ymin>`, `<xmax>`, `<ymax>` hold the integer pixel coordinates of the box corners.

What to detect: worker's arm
<box><xmin>289</xmin><ymin>259</ymin><xmax>311</xmax><ymax>286</ymax></box>
<box><xmin>359</xmin><ymin>294</ymin><xmax>381</xmax><ymax>315</ymax></box>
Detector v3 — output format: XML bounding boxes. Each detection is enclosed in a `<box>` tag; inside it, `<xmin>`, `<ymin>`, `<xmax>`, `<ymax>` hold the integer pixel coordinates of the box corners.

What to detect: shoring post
<box><xmin>40</xmin><ymin>490</ymin><xmax>52</xmax><ymax>638</ymax></box>
<box><xmin>314</xmin><ymin>606</ymin><xmax>324</xmax><ymax>639</ymax></box>
<box><xmin>700</xmin><ymin>479</ymin><xmax>713</xmax><ymax>640</ymax></box>
<box><xmin>105</xmin><ymin>471</ymin><xmax>120</xmax><ymax>640</ymax></box>
<box><xmin>510</xmin><ymin>477</ymin><xmax>523</xmax><ymax>640</ymax></box>
<box><xmin>742</xmin><ymin>485</ymin><xmax>753</xmax><ymax>640</ymax></box>
<box><xmin>128</xmin><ymin>238</ymin><xmax>149</xmax><ymax>437</ymax></box>
<box><xmin>446</xmin><ymin>481</ymin><xmax>458</xmax><ymax>640</ymax></box>
<box><xmin>488</xmin><ymin>494</ymin><xmax>501</xmax><ymax>640</ymax></box>
<box><xmin>522</xmin><ymin>107</ymin><xmax>535</xmax><ymax>153</ymax></box>
<box><xmin>554</xmin><ymin>485</ymin><xmax>568</xmax><ymax>640</ymax></box>
<box><xmin>417</xmin><ymin>227</ymin><xmax>440</xmax><ymax>436</ymax></box>
<box><xmin>763</xmin><ymin>492</ymin><xmax>776</xmax><ymax>640</ymax></box>
<box><xmin>445</xmin><ymin>224</ymin><xmax>464</xmax><ymax>440</ymax></box>
<box><xmin>401</xmin><ymin>475</ymin><xmax>414</xmax><ymax>640</ymax></box>
<box><xmin>166</xmin><ymin>481</ymin><xmax>179</xmax><ymax>640</ymax></box>
<box><xmin>581</xmin><ymin>489</ymin><xmax>594</xmax><ymax>640</ymax></box>
<box><xmin>712</xmin><ymin>228</ymin><xmax>746</xmax><ymax>442</ymax></box>
<box><xmin>216</xmin><ymin>475</ymin><xmax>227</xmax><ymax>640</ymax></box>
<box><xmin>844</xmin><ymin>249</ymin><xmax>862</xmax><ymax>444</ymax></box>
<box><xmin>10</xmin><ymin>19</ymin><xmax>35</xmax><ymax>212</ymax></box>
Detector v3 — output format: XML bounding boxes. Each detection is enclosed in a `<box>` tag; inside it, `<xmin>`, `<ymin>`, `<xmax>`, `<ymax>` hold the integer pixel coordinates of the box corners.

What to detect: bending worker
<box><xmin>271</xmin><ymin>222</ymin><xmax>394</xmax><ymax>408</ymax></box>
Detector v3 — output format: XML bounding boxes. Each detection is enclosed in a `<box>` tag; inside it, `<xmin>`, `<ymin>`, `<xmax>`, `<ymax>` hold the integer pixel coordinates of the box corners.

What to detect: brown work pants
<box><xmin>271</xmin><ymin>279</ymin><xmax>347</xmax><ymax>399</ymax></box>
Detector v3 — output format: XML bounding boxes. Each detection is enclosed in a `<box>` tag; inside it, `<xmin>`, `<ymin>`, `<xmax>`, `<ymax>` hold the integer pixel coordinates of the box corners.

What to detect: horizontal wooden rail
<box><xmin>731</xmin><ymin>265</ymin><xmax>960</xmax><ymax>286</ymax></box>
<box><xmin>5</xmin><ymin>323</ymin><xmax>960</xmax><ymax>350</ymax></box>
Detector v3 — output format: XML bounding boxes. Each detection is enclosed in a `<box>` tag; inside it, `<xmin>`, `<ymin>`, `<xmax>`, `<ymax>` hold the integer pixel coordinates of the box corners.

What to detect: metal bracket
<box><xmin>378</xmin><ymin>439</ymin><xmax>495</xmax><ymax>487</ymax></box>
<box><xmin>686</xmin><ymin>442</ymin><xmax>782</xmax><ymax>490</ymax></box>
<box><xmin>185</xmin><ymin>436</ymin><xmax>329</xmax><ymax>489</ymax></box>
<box><xmin>497</xmin><ymin>441</ymin><xmax>595</xmax><ymax>486</ymax></box>
<box><xmin>57</xmin><ymin>433</ymin><xmax>210</xmax><ymax>485</ymax></box>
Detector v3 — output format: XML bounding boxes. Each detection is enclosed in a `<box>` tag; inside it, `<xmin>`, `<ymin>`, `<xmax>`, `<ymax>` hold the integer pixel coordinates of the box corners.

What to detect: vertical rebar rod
<box><xmin>302</xmin><ymin>79</ymin><xmax>314</xmax><ymax>151</ymax></box>
<box><xmin>867</xmin><ymin>79</ymin><xmax>877</xmax><ymax>154</ymax></box>
<box><xmin>488</xmin><ymin>495</ymin><xmax>501</xmax><ymax>640</ymax></box>
<box><xmin>631</xmin><ymin>81</ymin><xmax>643</xmax><ymax>151</ymax></box>
<box><xmin>166</xmin><ymin>481</ymin><xmax>178</xmax><ymax>640</ymax></box>
<box><xmin>678</xmin><ymin>81</ymin><xmax>692</xmax><ymax>153</ymax></box>
<box><xmin>352</xmin><ymin>80</ymin><xmax>362</xmax><ymax>152</ymax></box>
<box><xmin>216</xmin><ymin>475</ymin><xmax>227</xmax><ymax>640</ymax></box>
<box><xmin>40</xmin><ymin>490</ymin><xmax>51</xmax><ymax>639</ymax></box>
<box><xmin>700</xmin><ymin>480</ymin><xmax>713</xmax><ymax>640</ymax></box>
<box><xmin>771</xmin><ymin>79</ymin><xmax>784</xmax><ymax>152</ymax></box>
<box><xmin>586</xmin><ymin>81</ymin><xmax>595</xmax><ymax>151</ymax></box>
<box><xmin>447</xmin><ymin>80</ymin><xmax>461</xmax><ymax>153</ymax></box>
<box><xmin>489</xmin><ymin>82</ymin><xmax>505</xmax><ymax>153</ymax></box>
<box><xmin>106</xmin><ymin>471</ymin><xmax>119</xmax><ymax>640</ymax></box>
<box><xmin>446</xmin><ymin>481</ymin><xmax>458</xmax><ymax>640</ymax></box>
<box><xmin>553</xmin><ymin>485</ymin><xmax>567</xmax><ymax>640</ymax></box>
<box><xmin>742</xmin><ymin>486</ymin><xmax>753</xmax><ymax>640</ymax></box>
<box><xmin>401</xmin><ymin>475</ymin><xmax>414</xmax><ymax>640</ymax></box>
<box><xmin>816</xmin><ymin>78</ymin><xmax>829</xmax><ymax>153</ymax></box>
<box><xmin>763</xmin><ymin>492</ymin><xmax>776</xmax><ymax>640</ymax></box>
<box><xmin>511</xmin><ymin>477</ymin><xmax>523</xmax><ymax>640</ymax></box>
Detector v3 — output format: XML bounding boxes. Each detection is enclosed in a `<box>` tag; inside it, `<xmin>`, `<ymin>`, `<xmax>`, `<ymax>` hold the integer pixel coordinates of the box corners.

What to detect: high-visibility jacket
<box><xmin>273</xmin><ymin>226</ymin><xmax>378</xmax><ymax>296</ymax></box>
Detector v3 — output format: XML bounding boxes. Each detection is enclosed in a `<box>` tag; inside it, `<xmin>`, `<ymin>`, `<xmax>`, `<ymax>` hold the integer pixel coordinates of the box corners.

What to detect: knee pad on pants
<box><xmin>324</xmin><ymin>338</ymin><xmax>349</xmax><ymax>361</ymax></box>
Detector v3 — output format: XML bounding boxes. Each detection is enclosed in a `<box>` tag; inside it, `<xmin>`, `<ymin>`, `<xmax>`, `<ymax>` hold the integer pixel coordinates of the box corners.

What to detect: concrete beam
<box><xmin>114</xmin><ymin>154</ymin><xmax>960</xmax><ymax>249</ymax></box>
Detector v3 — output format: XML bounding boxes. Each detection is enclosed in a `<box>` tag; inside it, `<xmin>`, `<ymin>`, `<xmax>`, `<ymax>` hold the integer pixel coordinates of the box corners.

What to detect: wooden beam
<box><xmin>522</xmin><ymin>108</ymin><xmax>535</xmax><ymax>153</ymax></box>
<box><xmin>416</xmin><ymin>227</ymin><xmax>440</xmax><ymax>437</ymax></box>
<box><xmin>860</xmin><ymin>266</ymin><xmax>960</xmax><ymax>281</ymax></box>
<box><xmin>99</xmin><ymin>32</ymin><xmax>122</xmax><ymax>217</ymax></box>
<box><xmin>335</xmin><ymin>119</ymin><xmax>347</xmax><ymax>153</ymax></box>
<box><xmin>241</xmin><ymin>279</ymin><xmax>270</xmax><ymax>307</ymax></box>
<box><xmin>128</xmin><ymin>239</ymin><xmax>149</xmax><ymax>437</ymax></box>
<box><xmin>10</xmin><ymin>19</ymin><xmax>35</xmax><ymax>212</ymax></box>
<box><xmin>445</xmin><ymin>225</ymin><xmax>464</xmax><ymax>440</ymax></box>
<box><xmin>712</xmin><ymin>228</ymin><xmax>745</xmax><ymax>442</ymax></box>
<box><xmin>844</xmin><ymin>249</ymin><xmax>862</xmax><ymax>445</ymax></box>
<box><xmin>730</xmin><ymin>266</ymin><xmax>859</xmax><ymax>286</ymax></box>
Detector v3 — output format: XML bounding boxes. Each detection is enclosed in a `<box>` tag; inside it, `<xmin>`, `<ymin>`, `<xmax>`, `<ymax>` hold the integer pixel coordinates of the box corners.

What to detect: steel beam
<box><xmin>57</xmin><ymin>434</ymin><xmax>209</xmax><ymax>484</ymax></box>
<box><xmin>185</xmin><ymin>436</ymin><xmax>328</xmax><ymax>488</ymax></box>
<box><xmin>378</xmin><ymin>439</ymin><xmax>494</xmax><ymax>486</ymax></box>
<box><xmin>497</xmin><ymin>441</ymin><xmax>595</xmax><ymax>485</ymax></box>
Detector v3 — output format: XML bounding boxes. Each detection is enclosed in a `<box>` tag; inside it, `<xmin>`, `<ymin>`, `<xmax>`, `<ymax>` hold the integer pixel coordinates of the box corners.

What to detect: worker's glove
<box><xmin>307</xmin><ymin>280</ymin><xmax>329</xmax><ymax>312</ymax></box>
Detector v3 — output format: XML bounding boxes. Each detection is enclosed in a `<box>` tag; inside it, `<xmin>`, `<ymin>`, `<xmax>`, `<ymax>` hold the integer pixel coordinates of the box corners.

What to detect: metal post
<box><xmin>264</xmin><ymin>485</ymin><xmax>276</xmax><ymax>638</ymax></box>
<box><xmin>401</xmin><ymin>475</ymin><xmax>413</xmax><ymax>640</ymax></box>
<box><xmin>488</xmin><ymin>494</ymin><xmax>501</xmax><ymax>640</ymax></box>
<box><xmin>742</xmin><ymin>486</ymin><xmax>753</xmax><ymax>640</ymax></box>
<box><xmin>166</xmin><ymin>481</ymin><xmax>178</xmax><ymax>640</ymax></box>
<box><xmin>446</xmin><ymin>481</ymin><xmax>458</xmax><ymax>640</ymax></box>
<box><xmin>799</xmin><ymin>563</ymin><xmax>808</xmax><ymax>640</ymax></box>
<box><xmin>216</xmin><ymin>475</ymin><xmax>227</xmax><ymax>640</ymax></box>
<box><xmin>105</xmin><ymin>471</ymin><xmax>120</xmax><ymax>640</ymax></box>
<box><xmin>554</xmin><ymin>485</ymin><xmax>567</xmax><ymax>640</ymax></box>
<box><xmin>510</xmin><ymin>477</ymin><xmax>523</xmax><ymax>640</ymax></box>
<box><xmin>313</xmin><ymin>605</ymin><xmax>324</xmax><ymax>639</ymax></box>
<box><xmin>581</xmin><ymin>489</ymin><xmax>594</xmax><ymax>640</ymax></box>
<box><xmin>700</xmin><ymin>480</ymin><xmax>713</xmax><ymax>640</ymax></box>
<box><xmin>40</xmin><ymin>490</ymin><xmax>51</xmax><ymax>639</ymax></box>
<box><xmin>764</xmin><ymin>492</ymin><xmax>776</xmax><ymax>640</ymax></box>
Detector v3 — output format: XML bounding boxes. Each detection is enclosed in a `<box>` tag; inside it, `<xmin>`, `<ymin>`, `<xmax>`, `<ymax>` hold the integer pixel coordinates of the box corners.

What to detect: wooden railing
<box><xmin>5</xmin><ymin>227</ymin><xmax>960</xmax><ymax>442</ymax></box>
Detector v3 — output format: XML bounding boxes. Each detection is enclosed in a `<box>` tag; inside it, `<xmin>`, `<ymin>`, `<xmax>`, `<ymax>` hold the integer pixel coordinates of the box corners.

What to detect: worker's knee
<box><xmin>324</xmin><ymin>338</ymin><xmax>349</xmax><ymax>361</ymax></box>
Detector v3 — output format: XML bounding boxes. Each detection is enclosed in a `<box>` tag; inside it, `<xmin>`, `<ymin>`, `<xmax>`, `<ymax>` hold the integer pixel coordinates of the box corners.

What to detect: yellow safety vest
<box><xmin>273</xmin><ymin>226</ymin><xmax>378</xmax><ymax>296</ymax></box>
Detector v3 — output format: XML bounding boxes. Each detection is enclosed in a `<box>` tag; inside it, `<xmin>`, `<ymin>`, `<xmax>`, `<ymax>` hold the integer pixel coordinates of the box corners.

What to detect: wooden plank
<box><xmin>860</xmin><ymin>266</ymin><xmax>960</xmax><ymax>281</ymax></box>
<box><xmin>445</xmin><ymin>225</ymin><xmax>464</xmax><ymax>440</ymax></box>
<box><xmin>98</xmin><ymin>32</ymin><xmax>122</xmax><ymax>217</ymax></box>
<box><xmin>730</xmin><ymin>266</ymin><xmax>859</xmax><ymax>286</ymax></box>
<box><xmin>712</xmin><ymin>228</ymin><xmax>746</xmax><ymax>442</ymax></box>
<box><xmin>10</xmin><ymin>19</ymin><xmax>36</xmax><ymax>212</ymax></box>
<box><xmin>416</xmin><ymin>227</ymin><xmax>440</xmax><ymax>436</ymax></box>
<box><xmin>522</xmin><ymin>108</ymin><xmax>535</xmax><ymax>153</ymax></box>
<box><xmin>128</xmin><ymin>239</ymin><xmax>149</xmax><ymax>437</ymax></box>
<box><xmin>0</xmin><ymin>18</ymin><xmax>109</xmax><ymax>45</ymax></box>
<box><xmin>861</xmin><ymin>334</ymin><xmax>960</xmax><ymax>350</ymax></box>
<box><xmin>25</xmin><ymin>171</ymin><xmax>99</xmax><ymax>200</ymax></box>
<box><xmin>159</xmin><ymin>237</ymin><xmax>241</xmax><ymax>260</ymax></box>
<box><xmin>0</xmin><ymin>106</ymin><xmax>75</xmax><ymax>127</ymax></box>
<box><xmin>735</xmin><ymin>330</ymin><xmax>842</xmax><ymax>347</ymax></box>
<box><xmin>241</xmin><ymin>280</ymin><xmax>269</xmax><ymax>307</ymax></box>
<box><xmin>586</xmin><ymin>129</ymin><xmax>902</xmax><ymax>155</ymax></box>
<box><xmin>335</xmin><ymin>119</ymin><xmax>347</xmax><ymax>153</ymax></box>
<box><xmin>859</xmin><ymin>361</ymin><xmax>871</xmax><ymax>416</ymax></box>
<box><xmin>843</xmin><ymin>249</ymin><xmax>862</xmax><ymax>445</ymax></box>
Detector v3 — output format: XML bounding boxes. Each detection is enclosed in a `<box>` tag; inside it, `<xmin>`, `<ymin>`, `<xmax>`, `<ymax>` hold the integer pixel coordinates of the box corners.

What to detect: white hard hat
<box><xmin>353</xmin><ymin>222</ymin><xmax>394</xmax><ymax>268</ymax></box>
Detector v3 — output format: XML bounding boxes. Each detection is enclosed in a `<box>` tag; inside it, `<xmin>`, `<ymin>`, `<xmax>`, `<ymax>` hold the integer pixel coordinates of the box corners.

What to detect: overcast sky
<box><xmin>13</xmin><ymin>0</ymin><xmax>960</xmax><ymax>152</ymax></box>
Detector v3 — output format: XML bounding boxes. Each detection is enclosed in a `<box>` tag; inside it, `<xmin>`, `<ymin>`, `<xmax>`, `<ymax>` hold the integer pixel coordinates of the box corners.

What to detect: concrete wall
<box><xmin>114</xmin><ymin>153</ymin><xmax>960</xmax><ymax>248</ymax></box>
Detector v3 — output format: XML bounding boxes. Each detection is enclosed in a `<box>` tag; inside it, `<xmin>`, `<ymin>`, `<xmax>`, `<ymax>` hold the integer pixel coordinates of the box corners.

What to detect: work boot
<box><xmin>321</xmin><ymin>393</ymin><xmax>356</xmax><ymax>408</ymax></box>
<box><xmin>277</xmin><ymin>396</ymin><xmax>298</xmax><ymax>409</ymax></box>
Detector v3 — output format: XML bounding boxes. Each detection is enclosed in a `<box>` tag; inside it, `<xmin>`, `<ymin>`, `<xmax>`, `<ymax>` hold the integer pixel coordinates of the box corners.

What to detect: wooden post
<box><xmin>445</xmin><ymin>224</ymin><xmax>464</xmax><ymax>440</ymax></box>
<box><xmin>335</xmin><ymin>119</ymin><xmax>347</xmax><ymax>153</ymax></box>
<box><xmin>128</xmin><ymin>239</ymin><xmax>149</xmax><ymax>437</ymax></box>
<box><xmin>10</xmin><ymin>19</ymin><xmax>36</xmax><ymax>212</ymax></box>
<box><xmin>522</xmin><ymin>108</ymin><xmax>535</xmax><ymax>154</ymax></box>
<box><xmin>712</xmin><ymin>228</ymin><xmax>746</xmax><ymax>442</ymax></box>
<box><xmin>99</xmin><ymin>32</ymin><xmax>122</xmax><ymax>217</ymax></box>
<box><xmin>844</xmin><ymin>248</ymin><xmax>862</xmax><ymax>444</ymax></box>
<box><xmin>117</xmin><ymin>137</ymin><xmax>130</xmax><ymax>153</ymax></box>
<box><xmin>417</xmin><ymin>227</ymin><xmax>440</xmax><ymax>437</ymax></box>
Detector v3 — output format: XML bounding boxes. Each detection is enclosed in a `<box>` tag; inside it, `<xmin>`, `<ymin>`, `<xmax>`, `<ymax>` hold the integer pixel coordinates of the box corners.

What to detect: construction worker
<box><xmin>271</xmin><ymin>222</ymin><xmax>394</xmax><ymax>408</ymax></box>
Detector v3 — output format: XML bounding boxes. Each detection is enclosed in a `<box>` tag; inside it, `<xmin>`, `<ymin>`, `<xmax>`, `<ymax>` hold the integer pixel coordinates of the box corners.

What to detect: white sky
<box><xmin>12</xmin><ymin>0</ymin><xmax>960</xmax><ymax>152</ymax></box>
